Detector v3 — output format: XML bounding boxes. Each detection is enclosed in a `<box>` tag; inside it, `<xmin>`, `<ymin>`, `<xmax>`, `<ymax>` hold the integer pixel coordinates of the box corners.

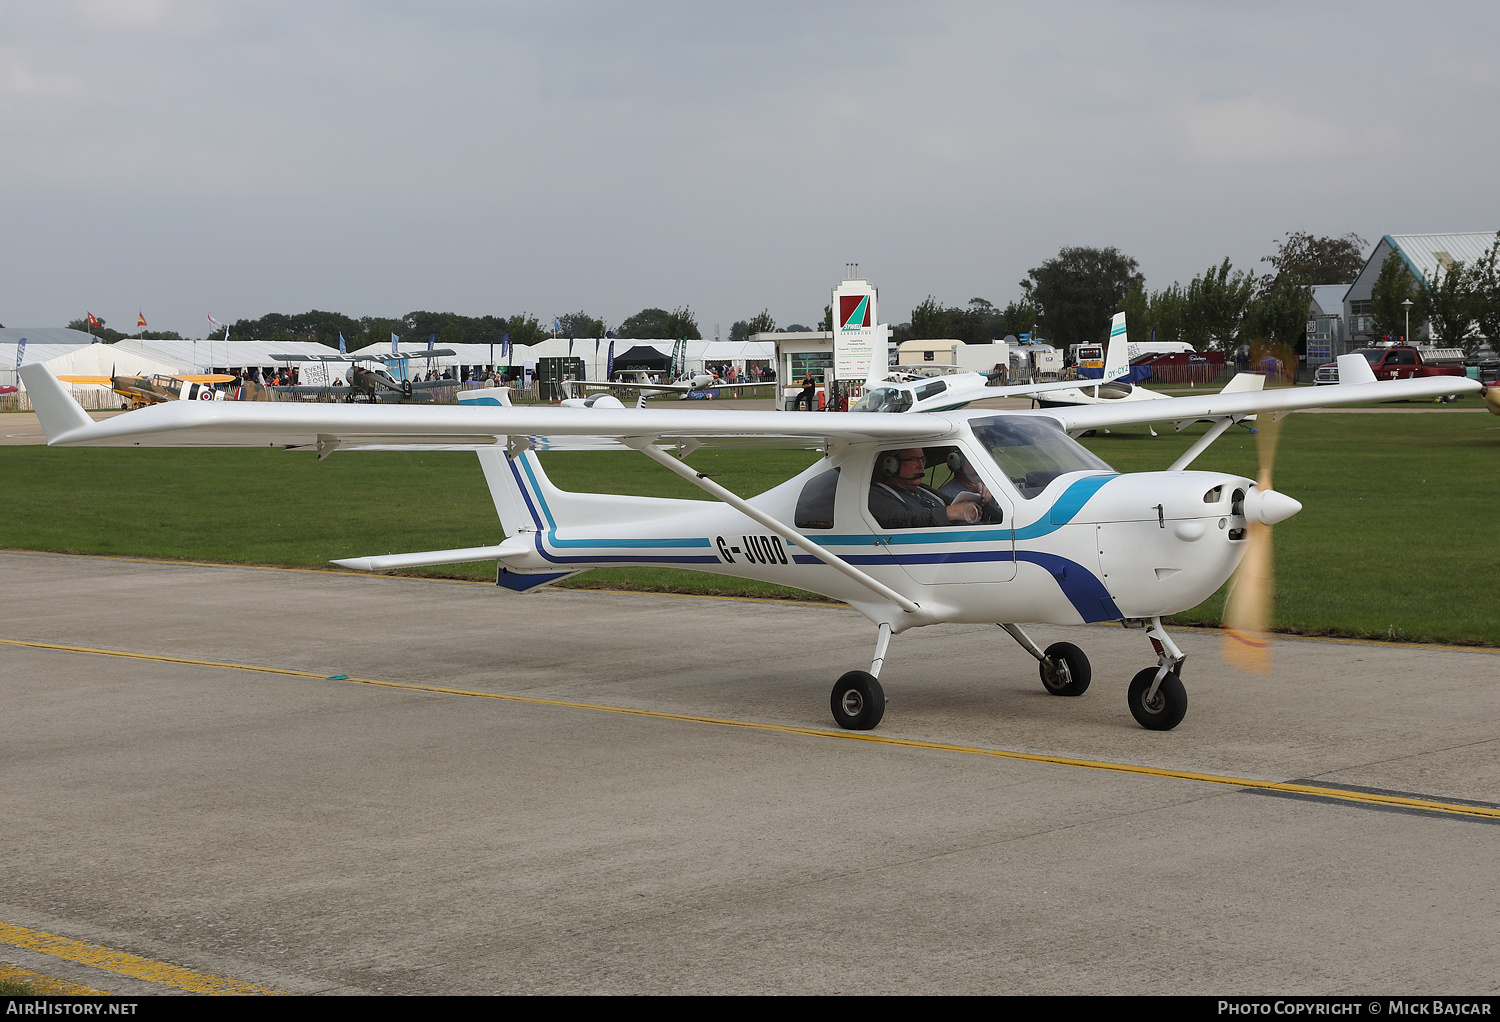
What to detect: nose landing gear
<box><xmin>1128</xmin><ymin>617</ymin><xmax>1188</xmax><ymax>730</ymax></box>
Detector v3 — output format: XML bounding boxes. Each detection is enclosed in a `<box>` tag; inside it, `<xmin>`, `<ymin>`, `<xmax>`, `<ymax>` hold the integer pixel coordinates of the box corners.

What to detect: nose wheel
<box><xmin>1128</xmin><ymin>668</ymin><xmax>1187</xmax><ymax>730</ymax></box>
<box><xmin>1128</xmin><ymin>617</ymin><xmax>1189</xmax><ymax>730</ymax></box>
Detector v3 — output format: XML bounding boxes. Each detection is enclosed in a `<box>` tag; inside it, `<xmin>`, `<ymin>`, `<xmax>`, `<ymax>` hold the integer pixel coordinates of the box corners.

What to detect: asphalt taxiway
<box><xmin>1</xmin><ymin>550</ymin><xmax>1497</xmax><ymax>995</ymax></box>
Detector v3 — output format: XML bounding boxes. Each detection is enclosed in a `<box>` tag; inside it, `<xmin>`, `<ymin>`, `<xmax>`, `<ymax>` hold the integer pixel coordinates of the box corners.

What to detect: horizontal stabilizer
<box><xmin>332</xmin><ymin>544</ymin><xmax>508</xmax><ymax>572</ymax></box>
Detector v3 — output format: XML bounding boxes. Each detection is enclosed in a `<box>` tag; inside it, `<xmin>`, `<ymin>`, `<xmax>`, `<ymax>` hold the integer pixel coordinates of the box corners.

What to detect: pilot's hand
<box><xmin>946</xmin><ymin>501</ymin><xmax>981</xmax><ymax>524</ymax></box>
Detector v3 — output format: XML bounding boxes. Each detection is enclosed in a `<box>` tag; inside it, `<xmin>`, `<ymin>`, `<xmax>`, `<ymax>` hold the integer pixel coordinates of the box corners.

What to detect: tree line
<box><xmin>904</xmin><ymin>232</ymin><xmax>1370</xmax><ymax>351</ymax></box>
<box><xmin>59</xmin><ymin>230</ymin><xmax>1498</xmax><ymax>354</ymax></box>
<box><xmin>67</xmin><ymin>306</ymin><xmax>712</xmax><ymax>348</ymax></box>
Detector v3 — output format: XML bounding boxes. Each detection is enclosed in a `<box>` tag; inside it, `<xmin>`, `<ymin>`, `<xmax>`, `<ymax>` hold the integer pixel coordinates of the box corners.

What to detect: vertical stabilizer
<box><xmin>477</xmin><ymin>449</ymin><xmax>540</xmax><ymax>537</ymax></box>
<box><xmin>1102</xmin><ymin>313</ymin><xmax>1131</xmax><ymax>383</ymax></box>
<box><xmin>19</xmin><ymin>364</ymin><xmax>95</xmax><ymax>442</ymax></box>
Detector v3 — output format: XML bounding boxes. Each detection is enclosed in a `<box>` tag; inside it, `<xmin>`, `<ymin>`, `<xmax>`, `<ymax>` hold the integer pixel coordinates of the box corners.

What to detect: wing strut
<box><xmin>627</xmin><ymin>439</ymin><xmax>924</xmax><ymax>617</ymax></box>
<box><xmin>1166</xmin><ymin>416</ymin><xmax>1239</xmax><ymax>472</ymax></box>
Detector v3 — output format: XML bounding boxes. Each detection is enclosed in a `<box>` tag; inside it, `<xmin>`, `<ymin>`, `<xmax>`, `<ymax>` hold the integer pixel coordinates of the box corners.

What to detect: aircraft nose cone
<box><xmin>1248</xmin><ymin>487</ymin><xmax>1302</xmax><ymax>525</ymax></box>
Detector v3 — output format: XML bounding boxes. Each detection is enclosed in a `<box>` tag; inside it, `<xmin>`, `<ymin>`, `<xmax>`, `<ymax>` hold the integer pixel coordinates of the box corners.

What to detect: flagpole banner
<box><xmin>391</xmin><ymin>332</ymin><xmax>399</xmax><ymax>355</ymax></box>
<box><xmin>16</xmin><ymin>337</ymin><xmax>26</xmax><ymax>368</ymax></box>
<box><xmin>338</xmin><ymin>333</ymin><xmax>347</xmax><ymax>354</ymax></box>
<box><xmin>606</xmin><ymin>340</ymin><xmax>615</xmax><ymax>378</ymax></box>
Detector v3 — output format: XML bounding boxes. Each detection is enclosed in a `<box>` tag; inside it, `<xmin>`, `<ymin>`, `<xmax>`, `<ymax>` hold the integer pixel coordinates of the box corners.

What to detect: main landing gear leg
<box><xmin>1000</xmin><ymin>623</ymin><xmax>1091</xmax><ymax>697</ymax></box>
<box><xmin>1127</xmin><ymin>616</ymin><xmax>1188</xmax><ymax>730</ymax></box>
<box><xmin>830</xmin><ymin>623</ymin><xmax>890</xmax><ymax>731</ymax></box>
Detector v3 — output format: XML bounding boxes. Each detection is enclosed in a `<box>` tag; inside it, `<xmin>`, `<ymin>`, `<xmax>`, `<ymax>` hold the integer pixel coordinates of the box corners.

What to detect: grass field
<box><xmin>2</xmin><ymin>410</ymin><xmax>1496</xmax><ymax>644</ymax></box>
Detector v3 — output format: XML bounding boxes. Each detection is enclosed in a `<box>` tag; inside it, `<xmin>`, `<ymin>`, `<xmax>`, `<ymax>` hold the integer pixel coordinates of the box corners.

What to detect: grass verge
<box><xmin>1</xmin><ymin>410</ymin><xmax>1495</xmax><ymax>644</ymax></box>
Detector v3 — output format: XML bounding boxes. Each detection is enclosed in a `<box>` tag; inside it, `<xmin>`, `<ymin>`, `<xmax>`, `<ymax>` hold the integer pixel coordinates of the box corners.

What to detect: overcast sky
<box><xmin>3</xmin><ymin>1</ymin><xmax>1498</xmax><ymax>338</ymax></box>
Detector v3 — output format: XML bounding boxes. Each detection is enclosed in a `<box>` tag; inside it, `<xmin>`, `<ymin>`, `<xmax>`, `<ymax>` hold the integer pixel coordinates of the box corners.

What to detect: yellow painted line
<box><xmin>0</xmin><ymin>922</ymin><xmax>281</xmax><ymax>996</ymax></box>
<box><xmin>0</xmin><ymin>962</ymin><xmax>109</xmax><ymax>996</ymax></box>
<box><xmin>6</xmin><ymin>637</ymin><xmax>1498</xmax><ymax>823</ymax></box>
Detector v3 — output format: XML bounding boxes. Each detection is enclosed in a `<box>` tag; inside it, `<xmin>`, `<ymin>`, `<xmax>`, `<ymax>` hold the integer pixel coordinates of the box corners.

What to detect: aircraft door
<box><xmin>861</xmin><ymin>444</ymin><xmax>1016</xmax><ymax>585</ymax></box>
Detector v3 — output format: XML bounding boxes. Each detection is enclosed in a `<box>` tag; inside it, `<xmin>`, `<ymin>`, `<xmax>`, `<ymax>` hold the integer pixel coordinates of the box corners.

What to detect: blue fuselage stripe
<box><xmin>504</xmin><ymin>455</ymin><xmax>1120</xmax><ymax>619</ymax></box>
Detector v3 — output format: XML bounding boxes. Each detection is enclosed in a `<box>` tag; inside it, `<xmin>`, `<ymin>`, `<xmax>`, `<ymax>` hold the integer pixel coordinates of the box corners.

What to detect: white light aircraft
<box><xmin>1028</xmin><ymin>313</ymin><xmax>1199</xmax><ymax>411</ymax></box>
<box><xmin>564</xmin><ymin>371</ymin><xmax>762</xmax><ymax>400</ymax></box>
<box><xmin>20</xmin><ymin>358</ymin><xmax>1485</xmax><ymax>733</ymax></box>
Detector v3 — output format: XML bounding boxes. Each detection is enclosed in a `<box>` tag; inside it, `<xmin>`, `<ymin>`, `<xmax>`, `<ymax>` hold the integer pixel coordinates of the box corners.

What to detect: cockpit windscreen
<box><xmin>969</xmin><ymin>415</ymin><xmax>1114</xmax><ymax>499</ymax></box>
<box><xmin>849</xmin><ymin>387</ymin><xmax>914</xmax><ymax>413</ymax></box>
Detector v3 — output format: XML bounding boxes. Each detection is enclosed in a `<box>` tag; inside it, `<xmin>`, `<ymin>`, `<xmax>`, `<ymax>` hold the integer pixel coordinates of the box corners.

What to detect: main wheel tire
<box><xmin>1127</xmin><ymin>667</ymin><xmax>1187</xmax><ymax>731</ymax></box>
<box><xmin>1039</xmin><ymin>641</ymin><xmax>1091</xmax><ymax>696</ymax></box>
<box><xmin>830</xmin><ymin>671</ymin><xmax>886</xmax><ymax>731</ymax></box>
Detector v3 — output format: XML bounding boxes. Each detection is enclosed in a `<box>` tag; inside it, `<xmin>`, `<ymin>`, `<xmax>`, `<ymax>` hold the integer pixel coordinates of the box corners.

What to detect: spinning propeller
<box><xmin>1221</xmin><ymin>413</ymin><xmax>1301</xmax><ymax>673</ymax></box>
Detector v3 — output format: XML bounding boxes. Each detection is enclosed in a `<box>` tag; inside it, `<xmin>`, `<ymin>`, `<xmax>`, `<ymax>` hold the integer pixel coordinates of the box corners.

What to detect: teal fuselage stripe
<box><xmin>805</xmin><ymin>474</ymin><xmax>1116</xmax><ymax>546</ymax></box>
<box><xmin>517</xmin><ymin>456</ymin><xmax>1111</xmax><ymax>553</ymax></box>
<box><xmin>517</xmin><ymin>453</ymin><xmax>711</xmax><ymax>548</ymax></box>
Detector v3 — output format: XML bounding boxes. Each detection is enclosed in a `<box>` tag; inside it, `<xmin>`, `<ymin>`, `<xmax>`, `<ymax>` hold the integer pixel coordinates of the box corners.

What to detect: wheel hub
<box><xmin>840</xmin><ymin>690</ymin><xmax>864</xmax><ymax>716</ymax></box>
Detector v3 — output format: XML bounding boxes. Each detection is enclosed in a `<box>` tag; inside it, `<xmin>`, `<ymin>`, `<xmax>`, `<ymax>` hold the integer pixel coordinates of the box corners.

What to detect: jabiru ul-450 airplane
<box><xmin>20</xmin><ymin>355</ymin><xmax>1486</xmax><ymax>733</ymax></box>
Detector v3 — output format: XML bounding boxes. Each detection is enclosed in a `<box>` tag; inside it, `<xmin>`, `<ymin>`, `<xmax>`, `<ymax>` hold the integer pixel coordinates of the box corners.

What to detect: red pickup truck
<box><xmin>1314</xmin><ymin>345</ymin><xmax>1467</xmax><ymax>385</ymax></box>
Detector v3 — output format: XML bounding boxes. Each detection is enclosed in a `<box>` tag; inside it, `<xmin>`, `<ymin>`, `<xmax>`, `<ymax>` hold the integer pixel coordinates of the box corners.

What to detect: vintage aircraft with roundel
<box><xmin>20</xmin><ymin>356</ymin><xmax>1489</xmax><ymax>733</ymax></box>
<box><xmin>57</xmin><ymin>370</ymin><xmax>237</xmax><ymax>409</ymax></box>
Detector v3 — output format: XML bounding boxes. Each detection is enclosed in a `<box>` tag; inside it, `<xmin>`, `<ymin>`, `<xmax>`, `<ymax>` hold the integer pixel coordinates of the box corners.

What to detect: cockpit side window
<box><xmin>794</xmin><ymin>467</ymin><xmax>840</xmax><ymax>529</ymax></box>
<box><xmin>867</xmin><ymin>446</ymin><xmax>1005</xmax><ymax>530</ymax></box>
<box><xmin>914</xmin><ymin>379</ymin><xmax>948</xmax><ymax>400</ymax></box>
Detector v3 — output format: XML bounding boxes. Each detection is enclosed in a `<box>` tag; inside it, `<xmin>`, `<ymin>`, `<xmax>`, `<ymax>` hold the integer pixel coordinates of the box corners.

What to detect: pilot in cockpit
<box><xmin>868</xmin><ymin>448</ymin><xmax>984</xmax><ymax>530</ymax></box>
<box><xmin>935</xmin><ymin>452</ymin><xmax>1005</xmax><ymax>525</ymax></box>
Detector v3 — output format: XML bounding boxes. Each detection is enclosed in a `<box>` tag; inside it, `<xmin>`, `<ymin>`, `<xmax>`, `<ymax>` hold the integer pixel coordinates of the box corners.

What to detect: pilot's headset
<box><xmin>877</xmin><ymin>451</ymin><xmax>910</xmax><ymax>478</ymax></box>
<box><xmin>878</xmin><ymin>450</ymin><xmax>943</xmax><ymax>478</ymax></box>
<box><xmin>944</xmin><ymin>450</ymin><xmax>965</xmax><ymax>476</ymax></box>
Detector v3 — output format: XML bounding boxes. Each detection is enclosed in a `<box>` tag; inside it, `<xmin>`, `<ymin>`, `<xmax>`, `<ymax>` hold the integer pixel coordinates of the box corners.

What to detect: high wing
<box><xmin>570</xmin><ymin>378</ymin><xmax>768</xmax><ymax>394</ymax></box>
<box><xmin>21</xmin><ymin>362</ymin><xmax>952</xmax><ymax>452</ymax></box>
<box><xmin>1033</xmin><ymin>355</ymin><xmax>1481</xmax><ymax>434</ymax></box>
<box><xmin>57</xmin><ymin>373</ymin><xmax>235</xmax><ymax>385</ymax></box>
<box><xmin>21</xmin><ymin>357</ymin><xmax>1483</xmax><ymax>455</ymax></box>
<box><xmin>274</xmin><ymin>379</ymin><xmax>456</xmax><ymax>394</ymax></box>
<box><xmin>572</xmin><ymin>379</ymin><xmax>702</xmax><ymax>394</ymax></box>
<box><xmin>269</xmin><ymin>349</ymin><xmax>458</xmax><ymax>363</ymax></box>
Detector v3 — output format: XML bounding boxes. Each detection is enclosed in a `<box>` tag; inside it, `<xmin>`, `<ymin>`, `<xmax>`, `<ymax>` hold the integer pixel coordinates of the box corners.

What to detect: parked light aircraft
<box><xmin>848</xmin><ymin>368</ymin><xmax>1112</xmax><ymax>414</ymax></box>
<box><xmin>1026</xmin><ymin>313</ymin><xmax>1173</xmax><ymax>412</ymax></box>
<box><xmin>57</xmin><ymin>371</ymin><xmax>236</xmax><ymax>409</ymax></box>
<box><xmin>268</xmin><ymin>349</ymin><xmax>459</xmax><ymax>403</ymax></box>
<box><xmin>563</xmin><ymin>371</ymin><xmax>765</xmax><ymax>400</ymax></box>
<box><xmin>20</xmin><ymin>357</ymin><xmax>1487</xmax><ymax>733</ymax></box>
